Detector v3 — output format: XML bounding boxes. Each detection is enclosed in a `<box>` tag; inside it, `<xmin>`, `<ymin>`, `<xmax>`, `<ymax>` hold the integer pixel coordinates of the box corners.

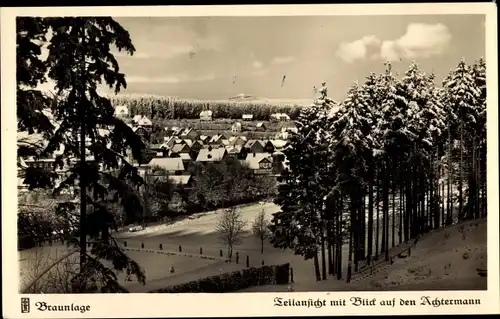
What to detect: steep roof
<box><xmin>244</xmin><ymin>153</ymin><xmax>273</xmax><ymax>170</ymax></box>
<box><xmin>171</xmin><ymin>143</ymin><xmax>190</xmax><ymax>153</ymax></box>
<box><xmin>148</xmin><ymin>157</ymin><xmax>185</xmax><ymax>171</ymax></box>
<box><xmin>196</xmin><ymin>148</ymin><xmax>227</xmax><ymax>162</ymax></box>
<box><xmin>168</xmin><ymin>175</ymin><xmax>192</xmax><ymax>185</ymax></box>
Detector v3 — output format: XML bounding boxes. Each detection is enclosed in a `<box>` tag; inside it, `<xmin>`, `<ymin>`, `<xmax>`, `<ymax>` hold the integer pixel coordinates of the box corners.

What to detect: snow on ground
<box><xmin>118</xmin><ymin>202</ymin><xmax>279</xmax><ymax>238</ymax></box>
<box><xmin>359</xmin><ymin>218</ymin><xmax>487</xmax><ymax>290</ymax></box>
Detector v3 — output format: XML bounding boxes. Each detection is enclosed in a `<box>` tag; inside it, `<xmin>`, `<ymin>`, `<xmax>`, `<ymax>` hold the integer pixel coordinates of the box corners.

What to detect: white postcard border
<box><xmin>1</xmin><ymin>3</ymin><xmax>499</xmax><ymax>318</ymax></box>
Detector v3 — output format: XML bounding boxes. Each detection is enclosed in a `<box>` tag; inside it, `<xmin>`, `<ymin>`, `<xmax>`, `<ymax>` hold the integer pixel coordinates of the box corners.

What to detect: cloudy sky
<box><xmin>108</xmin><ymin>15</ymin><xmax>485</xmax><ymax>101</ymax></box>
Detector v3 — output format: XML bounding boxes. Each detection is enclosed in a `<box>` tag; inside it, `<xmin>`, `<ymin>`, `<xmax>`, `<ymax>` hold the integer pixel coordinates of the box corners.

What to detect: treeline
<box><xmin>109</xmin><ymin>96</ymin><xmax>302</xmax><ymax>121</ymax></box>
<box><xmin>270</xmin><ymin>58</ymin><xmax>487</xmax><ymax>283</ymax></box>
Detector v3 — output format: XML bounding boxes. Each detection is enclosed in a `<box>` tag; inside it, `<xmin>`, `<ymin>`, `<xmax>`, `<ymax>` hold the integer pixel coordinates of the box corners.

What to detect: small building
<box><xmin>148</xmin><ymin>157</ymin><xmax>185</xmax><ymax>175</ymax></box>
<box><xmin>262</xmin><ymin>140</ymin><xmax>275</xmax><ymax>153</ymax></box>
<box><xmin>114</xmin><ymin>105</ymin><xmax>129</xmax><ymax>118</ymax></box>
<box><xmin>242</xmin><ymin>114</ymin><xmax>253</xmax><ymax>121</ymax></box>
<box><xmin>229</xmin><ymin>136</ymin><xmax>247</xmax><ymax>147</ymax></box>
<box><xmin>244</xmin><ymin>152</ymin><xmax>274</xmax><ymax>175</ymax></box>
<box><xmin>269</xmin><ymin>139</ymin><xmax>288</xmax><ymax>150</ymax></box>
<box><xmin>199</xmin><ymin>135</ymin><xmax>210</xmax><ymax>143</ymax></box>
<box><xmin>171</xmin><ymin>143</ymin><xmax>191</xmax><ymax>155</ymax></box>
<box><xmin>196</xmin><ymin>147</ymin><xmax>228</xmax><ymax>163</ymax></box>
<box><xmin>270</xmin><ymin>113</ymin><xmax>291</xmax><ymax>122</ymax></box>
<box><xmin>200</xmin><ymin>110</ymin><xmax>213</xmax><ymax>121</ymax></box>
<box><xmin>256</xmin><ymin>122</ymin><xmax>266</xmax><ymax>131</ymax></box>
<box><xmin>231</xmin><ymin>122</ymin><xmax>242</xmax><ymax>133</ymax></box>
<box><xmin>190</xmin><ymin>140</ymin><xmax>203</xmax><ymax>153</ymax></box>
<box><xmin>180</xmin><ymin>128</ymin><xmax>199</xmax><ymax>140</ymax></box>
<box><xmin>137</xmin><ymin>116</ymin><xmax>153</xmax><ymax>127</ymax></box>
<box><xmin>133</xmin><ymin>114</ymin><xmax>143</xmax><ymax>123</ymax></box>
<box><xmin>209</xmin><ymin>134</ymin><xmax>225</xmax><ymax>146</ymax></box>
<box><xmin>244</xmin><ymin>139</ymin><xmax>265</xmax><ymax>153</ymax></box>
<box><xmin>168</xmin><ymin>175</ymin><xmax>193</xmax><ymax>188</ymax></box>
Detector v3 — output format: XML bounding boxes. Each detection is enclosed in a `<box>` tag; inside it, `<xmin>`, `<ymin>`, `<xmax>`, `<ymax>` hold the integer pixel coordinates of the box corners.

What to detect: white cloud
<box><xmin>252</xmin><ymin>60</ymin><xmax>264</xmax><ymax>69</ymax></box>
<box><xmin>271</xmin><ymin>56</ymin><xmax>297</xmax><ymax>64</ymax></box>
<box><xmin>336</xmin><ymin>35</ymin><xmax>381</xmax><ymax>63</ymax></box>
<box><xmin>380</xmin><ymin>23</ymin><xmax>452</xmax><ymax>61</ymax></box>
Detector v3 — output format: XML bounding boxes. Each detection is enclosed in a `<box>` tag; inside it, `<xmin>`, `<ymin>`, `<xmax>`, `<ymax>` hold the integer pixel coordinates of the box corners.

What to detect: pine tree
<box><xmin>442</xmin><ymin>59</ymin><xmax>482</xmax><ymax>221</ymax></box>
<box><xmin>17</xmin><ymin>17</ymin><xmax>147</xmax><ymax>292</ymax></box>
<box><xmin>328</xmin><ymin>82</ymin><xmax>376</xmax><ymax>282</ymax></box>
<box><xmin>269</xmin><ymin>82</ymin><xmax>335</xmax><ymax>282</ymax></box>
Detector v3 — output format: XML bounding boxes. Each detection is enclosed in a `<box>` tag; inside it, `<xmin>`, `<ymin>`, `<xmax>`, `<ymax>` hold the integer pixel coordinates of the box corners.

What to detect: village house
<box><xmin>231</xmin><ymin>122</ymin><xmax>242</xmax><ymax>133</ymax></box>
<box><xmin>256</xmin><ymin>122</ymin><xmax>266</xmax><ymax>131</ymax></box>
<box><xmin>242</xmin><ymin>114</ymin><xmax>253</xmax><ymax>121</ymax></box>
<box><xmin>244</xmin><ymin>152</ymin><xmax>274</xmax><ymax>175</ymax></box>
<box><xmin>200</xmin><ymin>110</ymin><xmax>213</xmax><ymax>121</ymax></box>
<box><xmin>229</xmin><ymin>135</ymin><xmax>247</xmax><ymax>147</ymax></box>
<box><xmin>114</xmin><ymin>105</ymin><xmax>129</xmax><ymax>118</ymax></box>
<box><xmin>261</xmin><ymin>140</ymin><xmax>275</xmax><ymax>153</ymax></box>
<box><xmin>132</xmin><ymin>126</ymin><xmax>149</xmax><ymax>141</ymax></box>
<box><xmin>148</xmin><ymin>157</ymin><xmax>185</xmax><ymax>175</ymax></box>
<box><xmin>168</xmin><ymin>175</ymin><xmax>194</xmax><ymax>189</ymax></box>
<box><xmin>180</xmin><ymin>128</ymin><xmax>200</xmax><ymax>140</ymax></box>
<box><xmin>270</xmin><ymin>113</ymin><xmax>291</xmax><ymax>122</ymax></box>
<box><xmin>269</xmin><ymin>139</ymin><xmax>288</xmax><ymax>150</ymax></box>
<box><xmin>209</xmin><ymin>134</ymin><xmax>227</xmax><ymax>146</ymax></box>
<box><xmin>190</xmin><ymin>140</ymin><xmax>204</xmax><ymax>153</ymax></box>
<box><xmin>164</xmin><ymin>126</ymin><xmax>183</xmax><ymax>136</ymax></box>
<box><xmin>244</xmin><ymin>139</ymin><xmax>265</xmax><ymax>153</ymax></box>
<box><xmin>170</xmin><ymin>143</ymin><xmax>191</xmax><ymax>156</ymax></box>
<box><xmin>198</xmin><ymin>135</ymin><xmax>210</xmax><ymax>143</ymax></box>
<box><xmin>196</xmin><ymin>147</ymin><xmax>228</xmax><ymax>164</ymax></box>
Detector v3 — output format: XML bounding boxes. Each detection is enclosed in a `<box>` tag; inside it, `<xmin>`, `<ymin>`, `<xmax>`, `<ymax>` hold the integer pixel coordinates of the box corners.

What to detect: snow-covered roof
<box><xmin>168</xmin><ymin>175</ymin><xmax>192</xmax><ymax>185</ymax></box>
<box><xmin>148</xmin><ymin>157</ymin><xmax>185</xmax><ymax>171</ymax></box>
<box><xmin>196</xmin><ymin>148</ymin><xmax>227</xmax><ymax>162</ymax></box>
<box><xmin>244</xmin><ymin>153</ymin><xmax>273</xmax><ymax>170</ymax></box>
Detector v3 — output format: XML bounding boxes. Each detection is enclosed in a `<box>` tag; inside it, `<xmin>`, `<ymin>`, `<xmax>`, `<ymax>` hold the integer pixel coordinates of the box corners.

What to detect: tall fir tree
<box><xmin>17</xmin><ymin>17</ymin><xmax>148</xmax><ymax>292</ymax></box>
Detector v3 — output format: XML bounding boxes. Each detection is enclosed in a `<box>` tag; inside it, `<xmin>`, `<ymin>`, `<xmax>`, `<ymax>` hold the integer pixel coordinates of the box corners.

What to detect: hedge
<box><xmin>150</xmin><ymin>263</ymin><xmax>290</xmax><ymax>293</ymax></box>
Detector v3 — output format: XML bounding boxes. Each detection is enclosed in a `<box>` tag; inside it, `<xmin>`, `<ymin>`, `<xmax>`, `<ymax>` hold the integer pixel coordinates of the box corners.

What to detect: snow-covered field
<box><xmin>117</xmin><ymin>201</ymin><xmax>280</xmax><ymax>238</ymax></box>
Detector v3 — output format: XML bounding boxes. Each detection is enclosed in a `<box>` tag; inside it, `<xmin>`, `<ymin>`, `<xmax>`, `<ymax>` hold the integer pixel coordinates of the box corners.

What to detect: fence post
<box><xmin>200</xmin><ymin>247</ymin><xmax>203</xmax><ymax>255</ymax></box>
<box><xmin>236</xmin><ymin>252</ymin><xmax>239</xmax><ymax>264</ymax></box>
<box><xmin>408</xmin><ymin>247</ymin><xmax>411</xmax><ymax>256</ymax></box>
<box><xmin>246</xmin><ymin>255</ymin><xmax>249</xmax><ymax>267</ymax></box>
<box><xmin>159</xmin><ymin>243</ymin><xmax>163</xmax><ymax>250</ymax></box>
<box><xmin>141</xmin><ymin>242</ymin><xmax>144</xmax><ymax>249</ymax></box>
<box><xmin>290</xmin><ymin>267</ymin><xmax>294</xmax><ymax>283</ymax></box>
<box><xmin>124</xmin><ymin>241</ymin><xmax>127</xmax><ymax>247</ymax></box>
<box><xmin>179</xmin><ymin>245</ymin><xmax>182</xmax><ymax>252</ymax></box>
<box><xmin>220</xmin><ymin>249</ymin><xmax>223</xmax><ymax>257</ymax></box>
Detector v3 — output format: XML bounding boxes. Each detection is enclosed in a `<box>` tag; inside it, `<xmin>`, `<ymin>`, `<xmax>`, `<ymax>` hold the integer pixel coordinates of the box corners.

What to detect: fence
<box><xmin>350</xmin><ymin>236</ymin><xmax>420</xmax><ymax>283</ymax></box>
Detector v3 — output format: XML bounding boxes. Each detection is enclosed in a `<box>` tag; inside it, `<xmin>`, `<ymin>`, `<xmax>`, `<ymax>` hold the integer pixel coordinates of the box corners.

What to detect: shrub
<box><xmin>150</xmin><ymin>263</ymin><xmax>290</xmax><ymax>293</ymax></box>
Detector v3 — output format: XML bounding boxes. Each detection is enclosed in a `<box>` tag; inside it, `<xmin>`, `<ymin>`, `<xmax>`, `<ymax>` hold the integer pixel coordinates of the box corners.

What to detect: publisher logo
<box><xmin>21</xmin><ymin>297</ymin><xmax>30</xmax><ymax>313</ymax></box>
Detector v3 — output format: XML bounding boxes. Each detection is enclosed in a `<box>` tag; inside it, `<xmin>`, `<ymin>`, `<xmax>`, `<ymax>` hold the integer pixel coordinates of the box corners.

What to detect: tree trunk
<box><xmin>367</xmin><ymin>166</ymin><xmax>374</xmax><ymax>265</ymax></box>
<box><xmin>321</xmin><ymin>233</ymin><xmax>327</xmax><ymax>280</ymax></box>
<box><xmin>79</xmin><ymin>97</ymin><xmax>87</xmax><ymax>270</ymax></box>
<box><xmin>346</xmin><ymin>225</ymin><xmax>353</xmax><ymax>283</ymax></box>
<box><xmin>459</xmin><ymin>119</ymin><xmax>464</xmax><ymax>220</ymax></box>
<box><xmin>391</xmin><ymin>165</ymin><xmax>396</xmax><ymax>248</ymax></box>
<box><xmin>313</xmin><ymin>251</ymin><xmax>321</xmax><ymax>282</ymax></box>
<box><xmin>261</xmin><ymin>238</ymin><xmax>264</xmax><ymax>254</ymax></box>
<box><xmin>383</xmin><ymin>170</ymin><xmax>390</xmax><ymax>262</ymax></box>
<box><xmin>375</xmin><ymin>168</ymin><xmax>380</xmax><ymax>259</ymax></box>
<box><xmin>447</xmin><ymin>123</ymin><xmax>453</xmax><ymax>225</ymax></box>
<box><xmin>336</xmin><ymin>196</ymin><xmax>343</xmax><ymax>280</ymax></box>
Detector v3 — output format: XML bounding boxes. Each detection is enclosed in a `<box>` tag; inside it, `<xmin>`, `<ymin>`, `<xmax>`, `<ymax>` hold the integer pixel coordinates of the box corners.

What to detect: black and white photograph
<box><xmin>1</xmin><ymin>3</ymin><xmax>499</xmax><ymax>317</ymax></box>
